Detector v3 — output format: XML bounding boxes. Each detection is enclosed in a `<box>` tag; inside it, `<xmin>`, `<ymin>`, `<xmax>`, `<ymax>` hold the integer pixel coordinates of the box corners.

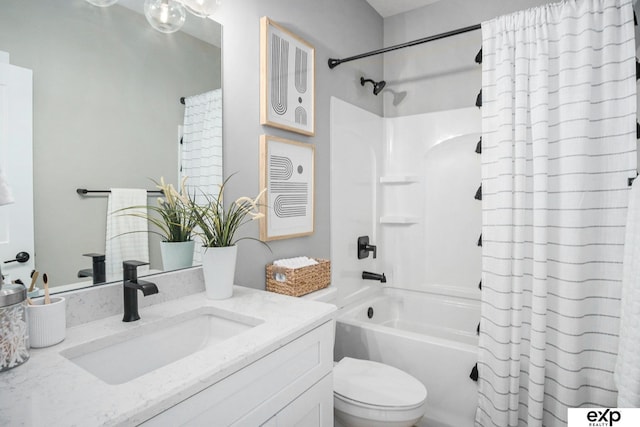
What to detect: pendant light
<box><xmin>85</xmin><ymin>0</ymin><xmax>220</xmax><ymax>34</ymax></box>
<box><xmin>144</xmin><ymin>0</ymin><xmax>186</xmax><ymax>34</ymax></box>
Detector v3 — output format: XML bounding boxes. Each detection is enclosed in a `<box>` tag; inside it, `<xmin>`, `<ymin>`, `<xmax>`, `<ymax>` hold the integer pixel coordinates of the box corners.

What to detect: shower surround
<box><xmin>331</xmin><ymin>97</ymin><xmax>481</xmax><ymax>304</ymax></box>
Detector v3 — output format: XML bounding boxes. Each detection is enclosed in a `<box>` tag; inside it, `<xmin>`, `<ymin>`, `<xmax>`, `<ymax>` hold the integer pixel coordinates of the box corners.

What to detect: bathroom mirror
<box><xmin>0</xmin><ymin>0</ymin><xmax>222</xmax><ymax>291</ymax></box>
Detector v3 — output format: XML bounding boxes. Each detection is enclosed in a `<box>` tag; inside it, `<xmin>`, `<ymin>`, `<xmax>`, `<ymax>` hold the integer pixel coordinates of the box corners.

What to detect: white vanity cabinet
<box><xmin>141</xmin><ymin>320</ymin><xmax>335</xmax><ymax>427</ymax></box>
<box><xmin>0</xmin><ymin>285</ymin><xmax>337</xmax><ymax>427</ymax></box>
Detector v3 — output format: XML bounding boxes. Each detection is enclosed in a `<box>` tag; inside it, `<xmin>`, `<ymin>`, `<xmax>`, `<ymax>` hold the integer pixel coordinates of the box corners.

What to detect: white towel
<box><xmin>614</xmin><ymin>178</ymin><xmax>640</xmax><ymax>407</ymax></box>
<box><xmin>105</xmin><ymin>188</ymin><xmax>149</xmax><ymax>280</ymax></box>
<box><xmin>273</xmin><ymin>256</ymin><xmax>318</xmax><ymax>269</ymax></box>
<box><xmin>0</xmin><ymin>166</ymin><xmax>14</xmax><ymax>206</ymax></box>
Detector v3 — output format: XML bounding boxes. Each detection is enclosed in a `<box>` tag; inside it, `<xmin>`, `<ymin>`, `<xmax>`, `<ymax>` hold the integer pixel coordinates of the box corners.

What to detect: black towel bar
<box><xmin>76</xmin><ymin>189</ymin><xmax>164</xmax><ymax>196</ymax></box>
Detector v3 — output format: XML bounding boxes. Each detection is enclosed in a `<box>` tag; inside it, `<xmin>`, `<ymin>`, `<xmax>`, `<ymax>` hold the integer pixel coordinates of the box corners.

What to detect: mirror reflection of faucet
<box><xmin>77</xmin><ymin>253</ymin><xmax>106</xmax><ymax>284</ymax></box>
<box><xmin>357</xmin><ymin>236</ymin><xmax>377</xmax><ymax>259</ymax></box>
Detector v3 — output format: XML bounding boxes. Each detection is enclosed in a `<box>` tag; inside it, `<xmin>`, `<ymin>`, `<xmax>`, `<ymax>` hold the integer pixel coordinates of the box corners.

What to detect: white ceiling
<box><xmin>365</xmin><ymin>0</ymin><xmax>444</xmax><ymax>18</ymax></box>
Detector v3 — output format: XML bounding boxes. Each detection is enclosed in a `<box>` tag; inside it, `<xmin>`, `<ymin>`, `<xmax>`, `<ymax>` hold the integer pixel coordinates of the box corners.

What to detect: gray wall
<box><xmin>383</xmin><ymin>0</ymin><xmax>557</xmax><ymax>117</ymax></box>
<box><xmin>0</xmin><ymin>0</ymin><xmax>220</xmax><ymax>286</ymax></box>
<box><xmin>214</xmin><ymin>0</ymin><xmax>384</xmax><ymax>289</ymax></box>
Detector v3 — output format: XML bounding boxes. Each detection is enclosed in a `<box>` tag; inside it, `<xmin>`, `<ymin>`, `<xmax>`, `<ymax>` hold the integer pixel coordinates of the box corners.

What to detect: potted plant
<box><xmin>122</xmin><ymin>177</ymin><xmax>197</xmax><ymax>271</ymax></box>
<box><xmin>190</xmin><ymin>175</ymin><xmax>266</xmax><ymax>299</ymax></box>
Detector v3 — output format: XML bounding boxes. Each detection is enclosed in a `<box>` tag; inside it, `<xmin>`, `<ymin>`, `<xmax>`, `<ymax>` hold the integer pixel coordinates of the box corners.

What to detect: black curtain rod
<box><xmin>76</xmin><ymin>188</ymin><xmax>164</xmax><ymax>196</ymax></box>
<box><xmin>328</xmin><ymin>23</ymin><xmax>481</xmax><ymax>69</ymax></box>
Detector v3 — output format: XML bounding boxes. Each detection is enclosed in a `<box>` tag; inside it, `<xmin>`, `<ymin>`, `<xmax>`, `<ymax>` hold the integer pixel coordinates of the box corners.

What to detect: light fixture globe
<box><xmin>181</xmin><ymin>0</ymin><xmax>221</xmax><ymax>18</ymax></box>
<box><xmin>144</xmin><ymin>0</ymin><xmax>186</xmax><ymax>34</ymax></box>
<box><xmin>85</xmin><ymin>0</ymin><xmax>119</xmax><ymax>6</ymax></box>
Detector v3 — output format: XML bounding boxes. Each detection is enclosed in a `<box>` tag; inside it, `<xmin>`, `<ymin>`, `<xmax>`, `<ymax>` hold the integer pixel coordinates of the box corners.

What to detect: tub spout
<box><xmin>362</xmin><ymin>271</ymin><xmax>386</xmax><ymax>283</ymax></box>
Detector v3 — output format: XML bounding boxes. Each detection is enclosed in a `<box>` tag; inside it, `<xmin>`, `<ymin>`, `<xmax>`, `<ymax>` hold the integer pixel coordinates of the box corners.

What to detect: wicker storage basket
<box><xmin>266</xmin><ymin>259</ymin><xmax>331</xmax><ymax>297</ymax></box>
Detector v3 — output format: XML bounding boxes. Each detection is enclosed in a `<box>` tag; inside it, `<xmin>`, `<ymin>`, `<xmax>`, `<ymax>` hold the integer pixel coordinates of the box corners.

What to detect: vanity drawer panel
<box><xmin>141</xmin><ymin>320</ymin><xmax>334</xmax><ymax>427</ymax></box>
<box><xmin>266</xmin><ymin>373</ymin><xmax>333</xmax><ymax>427</ymax></box>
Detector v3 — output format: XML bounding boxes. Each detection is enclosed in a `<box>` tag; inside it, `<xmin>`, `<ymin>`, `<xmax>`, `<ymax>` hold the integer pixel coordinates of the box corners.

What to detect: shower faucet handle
<box><xmin>358</xmin><ymin>236</ymin><xmax>377</xmax><ymax>259</ymax></box>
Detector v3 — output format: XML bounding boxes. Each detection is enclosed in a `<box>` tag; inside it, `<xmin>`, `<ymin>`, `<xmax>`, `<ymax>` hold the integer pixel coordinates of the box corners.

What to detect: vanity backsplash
<box><xmin>58</xmin><ymin>268</ymin><xmax>205</xmax><ymax>328</ymax></box>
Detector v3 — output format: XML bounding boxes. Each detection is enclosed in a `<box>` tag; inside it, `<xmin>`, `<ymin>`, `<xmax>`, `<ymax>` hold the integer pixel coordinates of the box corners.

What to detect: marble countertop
<box><xmin>0</xmin><ymin>286</ymin><xmax>336</xmax><ymax>427</ymax></box>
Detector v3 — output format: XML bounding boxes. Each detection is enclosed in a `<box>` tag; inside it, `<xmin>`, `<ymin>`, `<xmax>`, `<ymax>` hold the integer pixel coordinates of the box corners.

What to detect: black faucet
<box><xmin>358</xmin><ymin>236</ymin><xmax>377</xmax><ymax>259</ymax></box>
<box><xmin>362</xmin><ymin>271</ymin><xmax>386</xmax><ymax>283</ymax></box>
<box><xmin>78</xmin><ymin>253</ymin><xmax>106</xmax><ymax>284</ymax></box>
<box><xmin>123</xmin><ymin>260</ymin><xmax>158</xmax><ymax>322</ymax></box>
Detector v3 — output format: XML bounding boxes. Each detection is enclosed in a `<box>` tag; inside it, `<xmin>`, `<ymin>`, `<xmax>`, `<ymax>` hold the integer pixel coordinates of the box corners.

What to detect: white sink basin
<box><xmin>61</xmin><ymin>307</ymin><xmax>263</xmax><ymax>385</ymax></box>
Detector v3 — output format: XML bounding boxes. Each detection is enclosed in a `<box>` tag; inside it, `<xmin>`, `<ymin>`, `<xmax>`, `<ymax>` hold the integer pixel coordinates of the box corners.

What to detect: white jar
<box><xmin>28</xmin><ymin>296</ymin><xmax>66</xmax><ymax>348</ymax></box>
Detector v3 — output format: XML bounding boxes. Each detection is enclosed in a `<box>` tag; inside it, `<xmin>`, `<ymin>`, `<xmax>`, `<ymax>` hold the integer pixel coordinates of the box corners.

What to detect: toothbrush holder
<box><xmin>27</xmin><ymin>296</ymin><xmax>66</xmax><ymax>348</ymax></box>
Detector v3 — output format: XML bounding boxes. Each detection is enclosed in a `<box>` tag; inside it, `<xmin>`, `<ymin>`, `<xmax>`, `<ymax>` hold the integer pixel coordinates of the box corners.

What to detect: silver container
<box><xmin>0</xmin><ymin>281</ymin><xmax>29</xmax><ymax>371</ymax></box>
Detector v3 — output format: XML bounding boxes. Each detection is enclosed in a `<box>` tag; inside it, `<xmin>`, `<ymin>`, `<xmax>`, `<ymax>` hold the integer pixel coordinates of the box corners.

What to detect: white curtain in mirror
<box><xmin>181</xmin><ymin>89</ymin><xmax>223</xmax><ymax>263</ymax></box>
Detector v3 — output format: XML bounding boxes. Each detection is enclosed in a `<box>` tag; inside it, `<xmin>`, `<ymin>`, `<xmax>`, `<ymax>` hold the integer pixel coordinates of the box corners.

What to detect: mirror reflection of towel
<box><xmin>0</xmin><ymin>167</ymin><xmax>14</xmax><ymax>206</ymax></box>
<box><xmin>105</xmin><ymin>188</ymin><xmax>149</xmax><ymax>280</ymax></box>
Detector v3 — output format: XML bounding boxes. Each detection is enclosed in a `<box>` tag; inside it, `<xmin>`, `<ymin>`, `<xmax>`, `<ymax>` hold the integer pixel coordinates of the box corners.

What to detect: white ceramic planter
<box><xmin>28</xmin><ymin>296</ymin><xmax>66</xmax><ymax>348</ymax></box>
<box><xmin>160</xmin><ymin>240</ymin><xmax>195</xmax><ymax>271</ymax></box>
<box><xmin>201</xmin><ymin>245</ymin><xmax>237</xmax><ymax>300</ymax></box>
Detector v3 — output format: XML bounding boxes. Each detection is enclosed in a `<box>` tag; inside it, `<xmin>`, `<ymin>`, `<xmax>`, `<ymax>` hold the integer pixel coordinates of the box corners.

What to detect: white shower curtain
<box><xmin>181</xmin><ymin>89</ymin><xmax>223</xmax><ymax>263</ymax></box>
<box><xmin>478</xmin><ymin>1</ymin><xmax>636</xmax><ymax>426</ymax></box>
<box><xmin>181</xmin><ymin>89</ymin><xmax>223</xmax><ymax>201</ymax></box>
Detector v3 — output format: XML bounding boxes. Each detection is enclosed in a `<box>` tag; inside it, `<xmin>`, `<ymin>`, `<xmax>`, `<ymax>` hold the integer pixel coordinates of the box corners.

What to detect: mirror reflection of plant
<box><xmin>118</xmin><ymin>177</ymin><xmax>197</xmax><ymax>243</ymax></box>
<box><xmin>190</xmin><ymin>174</ymin><xmax>267</xmax><ymax>248</ymax></box>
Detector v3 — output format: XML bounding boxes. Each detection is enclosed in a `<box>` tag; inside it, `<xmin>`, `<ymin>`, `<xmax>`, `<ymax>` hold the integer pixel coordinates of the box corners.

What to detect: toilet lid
<box><xmin>334</xmin><ymin>357</ymin><xmax>427</xmax><ymax>408</ymax></box>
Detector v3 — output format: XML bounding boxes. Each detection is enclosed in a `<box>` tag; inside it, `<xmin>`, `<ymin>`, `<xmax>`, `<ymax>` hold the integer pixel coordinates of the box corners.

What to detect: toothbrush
<box><xmin>28</xmin><ymin>270</ymin><xmax>39</xmax><ymax>292</ymax></box>
<box><xmin>43</xmin><ymin>273</ymin><xmax>51</xmax><ymax>304</ymax></box>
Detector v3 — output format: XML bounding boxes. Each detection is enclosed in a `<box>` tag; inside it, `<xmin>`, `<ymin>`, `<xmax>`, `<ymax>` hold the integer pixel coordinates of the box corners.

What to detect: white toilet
<box><xmin>301</xmin><ymin>288</ymin><xmax>427</xmax><ymax>426</ymax></box>
<box><xmin>333</xmin><ymin>357</ymin><xmax>427</xmax><ymax>427</ymax></box>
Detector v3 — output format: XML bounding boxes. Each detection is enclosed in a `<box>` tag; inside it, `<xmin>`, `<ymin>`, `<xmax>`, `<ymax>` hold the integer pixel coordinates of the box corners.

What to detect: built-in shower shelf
<box><xmin>379</xmin><ymin>216</ymin><xmax>420</xmax><ymax>224</ymax></box>
<box><xmin>379</xmin><ymin>175</ymin><xmax>419</xmax><ymax>184</ymax></box>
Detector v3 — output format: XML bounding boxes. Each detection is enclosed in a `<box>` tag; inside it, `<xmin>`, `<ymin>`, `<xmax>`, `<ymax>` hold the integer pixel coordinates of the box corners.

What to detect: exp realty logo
<box><xmin>568</xmin><ymin>408</ymin><xmax>640</xmax><ymax>427</ymax></box>
<box><xmin>585</xmin><ymin>409</ymin><xmax>620</xmax><ymax>426</ymax></box>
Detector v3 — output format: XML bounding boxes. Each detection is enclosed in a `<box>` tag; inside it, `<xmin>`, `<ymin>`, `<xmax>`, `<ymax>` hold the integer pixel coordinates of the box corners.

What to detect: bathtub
<box><xmin>334</xmin><ymin>287</ymin><xmax>480</xmax><ymax>427</ymax></box>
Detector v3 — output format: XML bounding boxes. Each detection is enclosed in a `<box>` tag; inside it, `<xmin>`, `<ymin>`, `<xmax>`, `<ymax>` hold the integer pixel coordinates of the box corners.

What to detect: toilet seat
<box><xmin>335</xmin><ymin>392</ymin><xmax>424</xmax><ymax>412</ymax></box>
<box><xmin>333</xmin><ymin>357</ymin><xmax>427</xmax><ymax>409</ymax></box>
